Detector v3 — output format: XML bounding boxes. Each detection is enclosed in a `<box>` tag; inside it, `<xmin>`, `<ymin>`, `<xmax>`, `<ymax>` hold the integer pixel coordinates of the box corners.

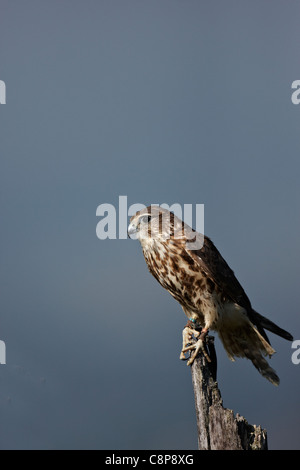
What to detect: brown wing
<box><xmin>186</xmin><ymin>232</ymin><xmax>294</xmax><ymax>342</ymax></box>
<box><xmin>183</xmin><ymin>230</ymin><xmax>252</xmax><ymax>311</ymax></box>
<box><xmin>181</xmin><ymin>228</ymin><xmax>276</xmax><ymax>342</ymax></box>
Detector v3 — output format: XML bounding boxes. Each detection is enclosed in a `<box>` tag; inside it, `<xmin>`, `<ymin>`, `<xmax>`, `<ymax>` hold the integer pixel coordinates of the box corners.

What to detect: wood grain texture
<box><xmin>190</xmin><ymin>337</ymin><xmax>268</xmax><ymax>450</ymax></box>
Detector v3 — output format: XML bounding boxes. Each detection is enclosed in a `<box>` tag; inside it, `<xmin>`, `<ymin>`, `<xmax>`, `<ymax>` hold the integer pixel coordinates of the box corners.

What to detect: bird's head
<box><xmin>128</xmin><ymin>206</ymin><xmax>187</xmax><ymax>248</ymax></box>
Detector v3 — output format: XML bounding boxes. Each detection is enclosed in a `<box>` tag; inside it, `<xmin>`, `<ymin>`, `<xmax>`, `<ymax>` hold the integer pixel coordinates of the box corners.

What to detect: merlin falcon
<box><xmin>128</xmin><ymin>206</ymin><xmax>293</xmax><ymax>386</ymax></box>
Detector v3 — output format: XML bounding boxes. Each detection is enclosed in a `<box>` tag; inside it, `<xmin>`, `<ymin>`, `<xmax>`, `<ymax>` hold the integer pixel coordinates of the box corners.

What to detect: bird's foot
<box><xmin>180</xmin><ymin>326</ymin><xmax>210</xmax><ymax>366</ymax></box>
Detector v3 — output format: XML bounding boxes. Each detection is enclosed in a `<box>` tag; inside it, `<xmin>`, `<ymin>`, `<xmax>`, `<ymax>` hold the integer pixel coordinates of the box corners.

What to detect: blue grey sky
<box><xmin>0</xmin><ymin>0</ymin><xmax>299</xmax><ymax>449</ymax></box>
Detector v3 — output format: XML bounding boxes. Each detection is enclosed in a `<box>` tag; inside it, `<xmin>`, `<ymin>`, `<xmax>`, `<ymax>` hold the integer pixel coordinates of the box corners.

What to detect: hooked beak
<box><xmin>127</xmin><ymin>222</ymin><xmax>138</xmax><ymax>239</ymax></box>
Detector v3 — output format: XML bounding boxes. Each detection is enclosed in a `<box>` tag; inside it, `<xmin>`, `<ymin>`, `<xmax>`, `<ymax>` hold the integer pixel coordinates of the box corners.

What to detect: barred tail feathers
<box><xmin>218</xmin><ymin>309</ymin><xmax>280</xmax><ymax>386</ymax></box>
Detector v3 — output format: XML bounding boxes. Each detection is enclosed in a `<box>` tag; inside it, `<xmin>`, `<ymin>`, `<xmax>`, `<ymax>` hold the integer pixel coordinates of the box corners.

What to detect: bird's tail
<box><xmin>218</xmin><ymin>319</ymin><xmax>280</xmax><ymax>386</ymax></box>
<box><xmin>251</xmin><ymin>310</ymin><xmax>293</xmax><ymax>342</ymax></box>
<box><xmin>246</xmin><ymin>349</ymin><xmax>280</xmax><ymax>386</ymax></box>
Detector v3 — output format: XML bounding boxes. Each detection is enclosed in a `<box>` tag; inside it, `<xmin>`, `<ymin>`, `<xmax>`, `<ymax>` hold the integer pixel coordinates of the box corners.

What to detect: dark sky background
<box><xmin>0</xmin><ymin>0</ymin><xmax>300</xmax><ymax>449</ymax></box>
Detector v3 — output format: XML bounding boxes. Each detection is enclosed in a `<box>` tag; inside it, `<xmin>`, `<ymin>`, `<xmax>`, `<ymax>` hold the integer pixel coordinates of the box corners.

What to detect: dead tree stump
<box><xmin>190</xmin><ymin>336</ymin><xmax>268</xmax><ymax>450</ymax></box>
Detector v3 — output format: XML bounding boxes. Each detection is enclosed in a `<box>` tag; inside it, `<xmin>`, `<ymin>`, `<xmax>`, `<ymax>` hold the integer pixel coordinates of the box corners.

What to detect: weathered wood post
<box><xmin>190</xmin><ymin>335</ymin><xmax>268</xmax><ymax>450</ymax></box>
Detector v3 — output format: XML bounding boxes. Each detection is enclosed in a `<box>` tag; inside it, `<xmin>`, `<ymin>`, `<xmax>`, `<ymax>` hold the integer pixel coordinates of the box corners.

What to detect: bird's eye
<box><xmin>141</xmin><ymin>215</ymin><xmax>151</xmax><ymax>224</ymax></box>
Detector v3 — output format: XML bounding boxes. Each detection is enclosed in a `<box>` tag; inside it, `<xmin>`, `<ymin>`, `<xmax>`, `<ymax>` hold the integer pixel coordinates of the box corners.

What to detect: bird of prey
<box><xmin>128</xmin><ymin>205</ymin><xmax>293</xmax><ymax>386</ymax></box>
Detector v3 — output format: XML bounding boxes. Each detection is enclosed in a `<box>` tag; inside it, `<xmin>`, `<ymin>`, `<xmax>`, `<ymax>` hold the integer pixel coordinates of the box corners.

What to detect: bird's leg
<box><xmin>180</xmin><ymin>323</ymin><xmax>210</xmax><ymax>366</ymax></box>
<box><xmin>180</xmin><ymin>326</ymin><xmax>199</xmax><ymax>360</ymax></box>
